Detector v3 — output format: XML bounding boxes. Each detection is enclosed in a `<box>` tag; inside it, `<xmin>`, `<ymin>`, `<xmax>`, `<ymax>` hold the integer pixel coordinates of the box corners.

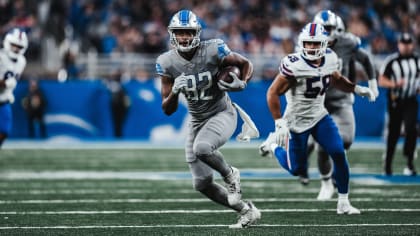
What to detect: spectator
<box><xmin>378</xmin><ymin>32</ymin><xmax>419</xmax><ymax>176</ymax></box>
<box><xmin>22</xmin><ymin>79</ymin><xmax>47</xmax><ymax>138</ymax></box>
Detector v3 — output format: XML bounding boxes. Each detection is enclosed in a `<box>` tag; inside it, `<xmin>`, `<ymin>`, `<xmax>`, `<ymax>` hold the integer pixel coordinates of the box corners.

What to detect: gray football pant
<box><xmin>186</xmin><ymin>104</ymin><xmax>246</xmax><ymax>211</ymax></box>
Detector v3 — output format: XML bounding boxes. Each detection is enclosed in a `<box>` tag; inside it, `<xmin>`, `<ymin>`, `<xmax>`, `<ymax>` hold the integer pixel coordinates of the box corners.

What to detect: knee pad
<box><xmin>193</xmin><ymin>142</ymin><xmax>213</xmax><ymax>159</ymax></box>
<box><xmin>192</xmin><ymin>175</ymin><xmax>213</xmax><ymax>192</ymax></box>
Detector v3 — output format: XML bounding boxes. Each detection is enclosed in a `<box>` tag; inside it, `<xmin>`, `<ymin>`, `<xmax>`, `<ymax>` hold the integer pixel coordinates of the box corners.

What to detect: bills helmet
<box><xmin>298</xmin><ymin>23</ymin><xmax>328</xmax><ymax>60</ymax></box>
<box><xmin>3</xmin><ymin>28</ymin><xmax>28</xmax><ymax>59</ymax></box>
<box><xmin>168</xmin><ymin>10</ymin><xmax>201</xmax><ymax>52</ymax></box>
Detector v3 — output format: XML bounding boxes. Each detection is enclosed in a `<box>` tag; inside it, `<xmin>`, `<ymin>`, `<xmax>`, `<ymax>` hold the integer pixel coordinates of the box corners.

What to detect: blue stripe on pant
<box><xmin>274</xmin><ymin>115</ymin><xmax>350</xmax><ymax>194</ymax></box>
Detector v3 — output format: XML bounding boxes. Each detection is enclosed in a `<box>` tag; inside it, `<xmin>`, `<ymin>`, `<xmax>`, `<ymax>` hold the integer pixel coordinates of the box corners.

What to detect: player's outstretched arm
<box><xmin>160</xmin><ymin>75</ymin><xmax>180</xmax><ymax>116</ymax></box>
<box><xmin>331</xmin><ymin>71</ymin><xmax>375</xmax><ymax>102</ymax></box>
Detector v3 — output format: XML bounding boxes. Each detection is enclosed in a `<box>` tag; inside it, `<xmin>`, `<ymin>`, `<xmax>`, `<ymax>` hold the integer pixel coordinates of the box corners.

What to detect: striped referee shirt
<box><xmin>380</xmin><ymin>53</ymin><xmax>420</xmax><ymax>99</ymax></box>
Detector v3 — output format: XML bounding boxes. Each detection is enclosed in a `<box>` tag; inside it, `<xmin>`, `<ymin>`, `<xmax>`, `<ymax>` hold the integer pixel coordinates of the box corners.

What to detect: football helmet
<box><xmin>168</xmin><ymin>10</ymin><xmax>201</xmax><ymax>52</ymax></box>
<box><xmin>297</xmin><ymin>23</ymin><xmax>328</xmax><ymax>60</ymax></box>
<box><xmin>313</xmin><ymin>10</ymin><xmax>338</xmax><ymax>41</ymax></box>
<box><xmin>336</xmin><ymin>15</ymin><xmax>345</xmax><ymax>35</ymax></box>
<box><xmin>3</xmin><ymin>28</ymin><xmax>28</xmax><ymax>59</ymax></box>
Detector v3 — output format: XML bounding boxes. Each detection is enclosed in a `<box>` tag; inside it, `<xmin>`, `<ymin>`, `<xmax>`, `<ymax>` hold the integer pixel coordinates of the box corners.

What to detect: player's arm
<box><xmin>0</xmin><ymin>77</ymin><xmax>17</xmax><ymax>89</ymax></box>
<box><xmin>267</xmin><ymin>73</ymin><xmax>291</xmax><ymax>120</ymax></box>
<box><xmin>330</xmin><ymin>71</ymin><xmax>356</xmax><ymax>92</ymax></box>
<box><xmin>331</xmin><ymin>71</ymin><xmax>375</xmax><ymax>101</ymax></box>
<box><xmin>221</xmin><ymin>52</ymin><xmax>253</xmax><ymax>83</ymax></box>
<box><xmin>354</xmin><ymin>48</ymin><xmax>376</xmax><ymax>80</ymax></box>
<box><xmin>354</xmin><ymin>47</ymin><xmax>379</xmax><ymax>96</ymax></box>
<box><xmin>160</xmin><ymin>75</ymin><xmax>180</xmax><ymax>116</ymax></box>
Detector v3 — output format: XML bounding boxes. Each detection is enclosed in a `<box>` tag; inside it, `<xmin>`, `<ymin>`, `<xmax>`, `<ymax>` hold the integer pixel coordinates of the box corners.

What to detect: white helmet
<box><xmin>335</xmin><ymin>15</ymin><xmax>345</xmax><ymax>35</ymax></box>
<box><xmin>298</xmin><ymin>23</ymin><xmax>328</xmax><ymax>60</ymax></box>
<box><xmin>3</xmin><ymin>28</ymin><xmax>28</xmax><ymax>59</ymax></box>
<box><xmin>168</xmin><ymin>10</ymin><xmax>201</xmax><ymax>52</ymax></box>
<box><xmin>313</xmin><ymin>10</ymin><xmax>338</xmax><ymax>41</ymax></box>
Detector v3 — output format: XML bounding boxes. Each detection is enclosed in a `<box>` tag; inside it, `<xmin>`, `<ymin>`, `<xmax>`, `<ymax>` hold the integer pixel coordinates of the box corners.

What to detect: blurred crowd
<box><xmin>0</xmin><ymin>0</ymin><xmax>419</xmax><ymax>80</ymax></box>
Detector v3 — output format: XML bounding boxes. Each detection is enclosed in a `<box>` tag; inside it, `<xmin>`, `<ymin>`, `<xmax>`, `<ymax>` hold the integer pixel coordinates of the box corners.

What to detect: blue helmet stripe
<box><xmin>155</xmin><ymin>63</ymin><xmax>163</xmax><ymax>74</ymax></box>
<box><xmin>321</xmin><ymin>10</ymin><xmax>329</xmax><ymax>21</ymax></box>
<box><xmin>309</xmin><ymin>23</ymin><xmax>317</xmax><ymax>36</ymax></box>
<box><xmin>179</xmin><ymin>10</ymin><xmax>190</xmax><ymax>26</ymax></box>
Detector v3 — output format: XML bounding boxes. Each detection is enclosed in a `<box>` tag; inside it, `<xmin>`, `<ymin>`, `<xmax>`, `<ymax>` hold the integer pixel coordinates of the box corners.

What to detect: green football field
<box><xmin>0</xmin><ymin>144</ymin><xmax>419</xmax><ymax>235</ymax></box>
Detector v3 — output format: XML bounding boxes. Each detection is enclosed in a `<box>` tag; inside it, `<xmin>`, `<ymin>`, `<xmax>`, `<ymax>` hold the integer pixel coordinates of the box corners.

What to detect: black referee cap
<box><xmin>398</xmin><ymin>33</ymin><xmax>413</xmax><ymax>44</ymax></box>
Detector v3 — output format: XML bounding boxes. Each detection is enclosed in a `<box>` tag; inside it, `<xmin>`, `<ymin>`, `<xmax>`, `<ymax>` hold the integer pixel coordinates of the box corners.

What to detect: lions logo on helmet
<box><xmin>313</xmin><ymin>10</ymin><xmax>338</xmax><ymax>41</ymax></box>
<box><xmin>297</xmin><ymin>23</ymin><xmax>328</xmax><ymax>61</ymax></box>
<box><xmin>168</xmin><ymin>10</ymin><xmax>202</xmax><ymax>52</ymax></box>
<box><xmin>3</xmin><ymin>28</ymin><xmax>28</xmax><ymax>60</ymax></box>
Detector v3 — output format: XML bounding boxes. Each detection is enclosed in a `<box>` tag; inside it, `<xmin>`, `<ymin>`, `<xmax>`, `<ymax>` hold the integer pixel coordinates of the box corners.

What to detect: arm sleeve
<box><xmin>354</xmin><ymin>47</ymin><xmax>377</xmax><ymax>79</ymax></box>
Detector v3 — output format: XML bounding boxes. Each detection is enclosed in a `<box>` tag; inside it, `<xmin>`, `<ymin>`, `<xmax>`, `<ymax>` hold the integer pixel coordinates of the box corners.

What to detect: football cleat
<box><xmin>403</xmin><ymin>167</ymin><xmax>417</xmax><ymax>176</ymax></box>
<box><xmin>224</xmin><ymin>167</ymin><xmax>242</xmax><ymax>205</ymax></box>
<box><xmin>299</xmin><ymin>172</ymin><xmax>310</xmax><ymax>186</ymax></box>
<box><xmin>337</xmin><ymin>199</ymin><xmax>361</xmax><ymax>215</ymax></box>
<box><xmin>229</xmin><ymin>201</ymin><xmax>261</xmax><ymax>229</ymax></box>
<box><xmin>317</xmin><ymin>178</ymin><xmax>335</xmax><ymax>200</ymax></box>
<box><xmin>258</xmin><ymin>132</ymin><xmax>278</xmax><ymax>158</ymax></box>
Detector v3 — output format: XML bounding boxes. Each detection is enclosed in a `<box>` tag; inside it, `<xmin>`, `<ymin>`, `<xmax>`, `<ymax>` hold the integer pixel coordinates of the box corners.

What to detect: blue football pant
<box><xmin>274</xmin><ymin>115</ymin><xmax>350</xmax><ymax>194</ymax></box>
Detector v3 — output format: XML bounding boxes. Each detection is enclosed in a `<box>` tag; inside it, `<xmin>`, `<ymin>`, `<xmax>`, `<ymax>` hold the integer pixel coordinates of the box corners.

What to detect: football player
<box><xmin>156</xmin><ymin>10</ymin><xmax>260</xmax><ymax>228</ymax></box>
<box><xmin>309</xmin><ymin>10</ymin><xmax>379</xmax><ymax>200</ymax></box>
<box><xmin>0</xmin><ymin>28</ymin><xmax>28</xmax><ymax>148</ymax></box>
<box><xmin>260</xmin><ymin>22</ymin><xmax>376</xmax><ymax>214</ymax></box>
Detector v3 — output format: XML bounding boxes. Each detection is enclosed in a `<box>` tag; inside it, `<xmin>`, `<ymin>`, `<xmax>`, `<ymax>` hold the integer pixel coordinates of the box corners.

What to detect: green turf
<box><xmin>0</xmin><ymin>147</ymin><xmax>419</xmax><ymax>235</ymax></box>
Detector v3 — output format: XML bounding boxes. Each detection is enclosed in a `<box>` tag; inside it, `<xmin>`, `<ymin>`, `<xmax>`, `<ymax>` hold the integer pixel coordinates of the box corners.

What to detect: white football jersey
<box><xmin>0</xmin><ymin>49</ymin><xmax>26</xmax><ymax>103</ymax></box>
<box><xmin>280</xmin><ymin>49</ymin><xmax>339</xmax><ymax>133</ymax></box>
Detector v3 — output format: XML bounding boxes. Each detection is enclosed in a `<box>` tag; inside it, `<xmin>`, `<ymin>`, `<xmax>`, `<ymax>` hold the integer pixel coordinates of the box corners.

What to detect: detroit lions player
<box><xmin>260</xmin><ymin>23</ymin><xmax>376</xmax><ymax>214</ymax></box>
<box><xmin>0</xmin><ymin>28</ymin><xmax>28</xmax><ymax>148</ymax></box>
<box><xmin>156</xmin><ymin>10</ymin><xmax>260</xmax><ymax>228</ymax></box>
<box><xmin>309</xmin><ymin>10</ymin><xmax>379</xmax><ymax>200</ymax></box>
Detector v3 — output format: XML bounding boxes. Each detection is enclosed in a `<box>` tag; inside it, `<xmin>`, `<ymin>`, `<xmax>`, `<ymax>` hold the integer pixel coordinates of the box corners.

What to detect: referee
<box><xmin>379</xmin><ymin>33</ymin><xmax>419</xmax><ymax>176</ymax></box>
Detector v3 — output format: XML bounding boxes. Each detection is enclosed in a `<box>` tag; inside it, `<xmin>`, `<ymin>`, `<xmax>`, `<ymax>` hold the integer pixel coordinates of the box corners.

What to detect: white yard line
<box><xmin>0</xmin><ymin>198</ymin><xmax>419</xmax><ymax>204</ymax></box>
<box><xmin>0</xmin><ymin>208</ymin><xmax>419</xmax><ymax>215</ymax></box>
<box><xmin>0</xmin><ymin>223</ymin><xmax>419</xmax><ymax>229</ymax></box>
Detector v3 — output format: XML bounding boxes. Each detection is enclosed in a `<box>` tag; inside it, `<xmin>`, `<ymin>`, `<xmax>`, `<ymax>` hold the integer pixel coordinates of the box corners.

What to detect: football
<box><xmin>217</xmin><ymin>66</ymin><xmax>241</xmax><ymax>83</ymax></box>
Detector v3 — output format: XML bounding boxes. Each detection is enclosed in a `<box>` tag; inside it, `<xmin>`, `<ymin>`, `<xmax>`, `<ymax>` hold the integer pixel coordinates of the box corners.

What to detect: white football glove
<box><xmin>354</xmin><ymin>85</ymin><xmax>376</xmax><ymax>102</ymax></box>
<box><xmin>172</xmin><ymin>73</ymin><xmax>188</xmax><ymax>95</ymax></box>
<box><xmin>368</xmin><ymin>79</ymin><xmax>379</xmax><ymax>98</ymax></box>
<box><xmin>274</xmin><ymin>118</ymin><xmax>291</xmax><ymax>147</ymax></box>
<box><xmin>217</xmin><ymin>72</ymin><xmax>247</xmax><ymax>91</ymax></box>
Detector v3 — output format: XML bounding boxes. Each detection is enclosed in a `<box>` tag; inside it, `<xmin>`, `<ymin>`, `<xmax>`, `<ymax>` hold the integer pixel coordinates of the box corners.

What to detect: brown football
<box><xmin>217</xmin><ymin>66</ymin><xmax>241</xmax><ymax>83</ymax></box>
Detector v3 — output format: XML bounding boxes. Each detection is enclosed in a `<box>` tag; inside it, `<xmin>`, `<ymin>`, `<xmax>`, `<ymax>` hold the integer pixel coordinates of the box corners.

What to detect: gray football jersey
<box><xmin>280</xmin><ymin>50</ymin><xmax>339</xmax><ymax>133</ymax></box>
<box><xmin>156</xmin><ymin>39</ymin><xmax>232</xmax><ymax>123</ymax></box>
<box><xmin>325</xmin><ymin>32</ymin><xmax>362</xmax><ymax>108</ymax></box>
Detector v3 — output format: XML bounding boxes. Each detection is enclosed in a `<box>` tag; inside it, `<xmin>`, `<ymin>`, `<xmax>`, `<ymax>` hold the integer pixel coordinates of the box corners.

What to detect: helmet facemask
<box><xmin>168</xmin><ymin>10</ymin><xmax>201</xmax><ymax>52</ymax></box>
<box><xmin>298</xmin><ymin>23</ymin><xmax>328</xmax><ymax>61</ymax></box>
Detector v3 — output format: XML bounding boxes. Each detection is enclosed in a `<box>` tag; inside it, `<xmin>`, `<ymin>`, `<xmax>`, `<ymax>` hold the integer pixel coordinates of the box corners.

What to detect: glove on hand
<box><xmin>274</xmin><ymin>118</ymin><xmax>290</xmax><ymax>147</ymax></box>
<box><xmin>172</xmin><ymin>73</ymin><xmax>189</xmax><ymax>94</ymax></box>
<box><xmin>354</xmin><ymin>85</ymin><xmax>376</xmax><ymax>102</ymax></box>
<box><xmin>217</xmin><ymin>72</ymin><xmax>247</xmax><ymax>91</ymax></box>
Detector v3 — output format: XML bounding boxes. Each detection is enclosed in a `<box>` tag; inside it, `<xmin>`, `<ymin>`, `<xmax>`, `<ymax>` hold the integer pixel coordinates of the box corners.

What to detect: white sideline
<box><xmin>2</xmin><ymin>139</ymin><xmax>387</xmax><ymax>149</ymax></box>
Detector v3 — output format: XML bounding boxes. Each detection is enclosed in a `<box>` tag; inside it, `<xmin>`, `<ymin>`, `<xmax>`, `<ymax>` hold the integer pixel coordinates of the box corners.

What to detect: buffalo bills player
<box><xmin>156</xmin><ymin>10</ymin><xmax>260</xmax><ymax>228</ymax></box>
<box><xmin>260</xmin><ymin>23</ymin><xmax>376</xmax><ymax>214</ymax></box>
<box><xmin>309</xmin><ymin>10</ymin><xmax>379</xmax><ymax>200</ymax></box>
<box><xmin>0</xmin><ymin>28</ymin><xmax>28</xmax><ymax>148</ymax></box>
